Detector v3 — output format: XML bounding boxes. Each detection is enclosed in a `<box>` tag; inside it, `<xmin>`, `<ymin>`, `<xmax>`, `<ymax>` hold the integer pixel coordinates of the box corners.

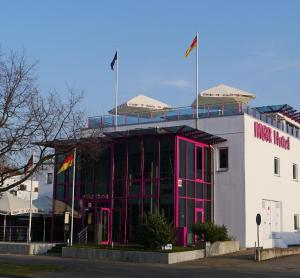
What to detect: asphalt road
<box><xmin>1</xmin><ymin>250</ymin><xmax>300</xmax><ymax>278</ymax></box>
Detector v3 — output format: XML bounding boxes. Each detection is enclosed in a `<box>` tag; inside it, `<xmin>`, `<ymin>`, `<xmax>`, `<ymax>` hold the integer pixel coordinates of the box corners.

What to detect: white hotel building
<box><xmin>61</xmin><ymin>84</ymin><xmax>300</xmax><ymax>248</ymax></box>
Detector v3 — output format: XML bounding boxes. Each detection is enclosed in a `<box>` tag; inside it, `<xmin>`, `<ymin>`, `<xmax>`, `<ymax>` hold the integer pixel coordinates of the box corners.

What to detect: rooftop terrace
<box><xmin>87</xmin><ymin>102</ymin><xmax>300</xmax><ymax>140</ymax></box>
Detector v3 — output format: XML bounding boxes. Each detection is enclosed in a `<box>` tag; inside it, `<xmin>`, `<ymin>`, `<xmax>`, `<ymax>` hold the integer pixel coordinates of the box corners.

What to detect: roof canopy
<box><xmin>109</xmin><ymin>94</ymin><xmax>171</xmax><ymax>116</ymax></box>
<box><xmin>192</xmin><ymin>84</ymin><xmax>256</xmax><ymax>107</ymax></box>
<box><xmin>103</xmin><ymin>125</ymin><xmax>226</xmax><ymax>145</ymax></box>
<box><xmin>255</xmin><ymin>104</ymin><xmax>300</xmax><ymax>124</ymax></box>
<box><xmin>0</xmin><ymin>192</ymin><xmax>38</xmax><ymax>215</ymax></box>
<box><xmin>33</xmin><ymin>196</ymin><xmax>80</xmax><ymax>217</ymax></box>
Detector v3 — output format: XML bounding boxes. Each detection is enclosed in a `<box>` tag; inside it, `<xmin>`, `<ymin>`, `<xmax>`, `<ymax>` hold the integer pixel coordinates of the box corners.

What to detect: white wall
<box><xmin>33</xmin><ymin>162</ymin><xmax>54</xmax><ymax>198</ymax></box>
<box><xmin>198</xmin><ymin>116</ymin><xmax>246</xmax><ymax>247</ymax></box>
<box><xmin>4</xmin><ymin>176</ymin><xmax>39</xmax><ymax>200</ymax></box>
<box><xmin>244</xmin><ymin>114</ymin><xmax>300</xmax><ymax>248</ymax></box>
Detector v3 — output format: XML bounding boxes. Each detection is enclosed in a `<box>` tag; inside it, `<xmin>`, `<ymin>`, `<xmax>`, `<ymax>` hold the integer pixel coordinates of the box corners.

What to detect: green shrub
<box><xmin>134</xmin><ymin>212</ymin><xmax>175</xmax><ymax>249</ymax></box>
<box><xmin>191</xmin><ymin>222</ymin><xmax>231</xmax><ymax>243</ymax></box>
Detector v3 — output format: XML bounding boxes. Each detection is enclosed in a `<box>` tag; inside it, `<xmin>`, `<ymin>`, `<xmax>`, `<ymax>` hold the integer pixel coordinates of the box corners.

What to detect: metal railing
<box><xmin>87</xmin><ymin>103</ymin><xmax>300</xmax><ymax>140</ymax></box>
<box><xmin>0</xmin><ymin>226</ymin><xmax>29</xmax><ymax>242</ymax></box>
<box><xmin>78</xmin><ymin>226</ymin><xmax>88</xmax><ymax>244</ymax></box>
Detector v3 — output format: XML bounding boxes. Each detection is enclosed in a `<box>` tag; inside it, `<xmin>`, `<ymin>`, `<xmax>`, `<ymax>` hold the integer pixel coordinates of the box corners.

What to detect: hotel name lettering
<box><xmin>254</xmin><ymin>121</ymin><xmax>290</xmax><ymax>150</ymax></box>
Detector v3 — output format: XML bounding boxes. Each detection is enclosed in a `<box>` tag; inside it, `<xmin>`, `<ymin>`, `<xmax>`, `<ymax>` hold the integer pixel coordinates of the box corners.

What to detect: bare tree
<box><xmin>0</xmin><ymin>50</ymin><xmax>84</xmax><ymax>192</ymax></box>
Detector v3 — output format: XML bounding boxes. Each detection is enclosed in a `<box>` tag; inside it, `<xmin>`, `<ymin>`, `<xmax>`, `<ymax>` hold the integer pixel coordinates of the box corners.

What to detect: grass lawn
<box><xmin>0</xmin><ymin>262</ymin><xmax>63</xmax><ymax>277</ymax></box>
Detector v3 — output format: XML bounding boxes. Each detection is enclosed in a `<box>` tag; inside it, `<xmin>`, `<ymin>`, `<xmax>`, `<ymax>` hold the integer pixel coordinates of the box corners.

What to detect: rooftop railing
<box><xmin>87</xmin><ymin>102</ymin><xmax>300</xmax><ymax>140</ymax></box>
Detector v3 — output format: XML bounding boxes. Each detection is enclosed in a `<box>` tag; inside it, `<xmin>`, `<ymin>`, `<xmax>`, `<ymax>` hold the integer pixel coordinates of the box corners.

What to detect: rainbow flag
<box><xmin>58</xmin><ymin>153</ymin><xmax>74</xmax><ymax>174</ymax></box>
<box><xmin>185</xmin><ymin>35</ymin><xmax>197</xmax><ymax>57</ymax></box>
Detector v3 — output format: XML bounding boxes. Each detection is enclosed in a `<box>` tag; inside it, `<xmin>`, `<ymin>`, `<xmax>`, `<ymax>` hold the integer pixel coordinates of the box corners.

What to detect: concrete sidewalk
<box><xmin>1</xmin><ymin>250</ymin><xmax>300</xmax><ymax>277</ymax></box>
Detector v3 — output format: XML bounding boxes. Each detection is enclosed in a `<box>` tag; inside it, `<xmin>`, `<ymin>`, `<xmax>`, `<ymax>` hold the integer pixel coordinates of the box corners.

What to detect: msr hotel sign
<box><xmin>254</xmin><ymin>121</ymin><xmax>290</xmax><ymax>150</ymax></box>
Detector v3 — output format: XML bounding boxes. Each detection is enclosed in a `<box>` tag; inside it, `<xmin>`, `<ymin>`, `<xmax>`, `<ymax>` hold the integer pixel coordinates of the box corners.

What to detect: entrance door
<box><xmin>100</xmin><ymin>208</ymin><xmax>110</xmax><ymax>245</ymax></box>
<box><xmin>195</xmin><ymin>208</ymin><xmax>204</xmax><ymax>223</ymax></box>
<box><xmin>195</xmin><ymin>208</ymin><xmax>204</xmax><ymax>242</ymax></box>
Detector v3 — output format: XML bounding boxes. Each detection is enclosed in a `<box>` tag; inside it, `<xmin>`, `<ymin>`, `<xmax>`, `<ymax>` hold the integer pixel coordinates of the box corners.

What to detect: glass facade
<box><xmin>176</xmin><ymin>136</ymin><xmax>212</xmax><ymax>244</ymax></box>
<box><xmin>52</xmin><ymin>134</ymin><xmax>212</xmax><ymax>245</ymax></box>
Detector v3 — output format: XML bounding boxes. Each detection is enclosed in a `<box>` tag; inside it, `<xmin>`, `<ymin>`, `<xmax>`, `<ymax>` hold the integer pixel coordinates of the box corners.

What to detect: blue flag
<box><xmin>110</xmin><ymin>51</ymin><xmax>117</xmax><ymax>70</ymax></box>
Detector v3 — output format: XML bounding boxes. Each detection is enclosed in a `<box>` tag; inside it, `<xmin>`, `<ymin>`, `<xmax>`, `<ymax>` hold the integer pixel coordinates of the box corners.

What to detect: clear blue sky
<box><xmin>1</xmin><ymin>0</ymin><xmax>300</xmax><ymax>117</ymax></box>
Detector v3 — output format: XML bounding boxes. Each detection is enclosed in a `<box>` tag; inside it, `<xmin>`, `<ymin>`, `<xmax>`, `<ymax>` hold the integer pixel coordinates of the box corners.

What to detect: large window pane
<box><xmin>160</xmin><ymin>197</ymin><xmax>174</xmax><ymax>223</ymax></box>
<box><xmin>196</xmin><ymin>147</ymin><xmax>203</xmax><ymax>180</ymax></box>
<box><xmin>187</xmin><ymin>142</ymin><xmax>195</xmax><ymax>180</ymax></box>
<box><xmin>144</xmin><ymin>139</ymin><xmax>158</xmax><ymax>180</ymax></box>
<box><xmin>204</xmin><ymin>148</ymin><xmax>212</xmax><ymax>182</ymax></box>
<box><xmin>160</xmin><ymin>138</ymin><xmax>174</xmax><ymax>179</ymax></box>
<box><xmin>178</xmin><ymin>179</ymin><xmax>186</xmax><ymax>197</ymax></box>
<box><xmin>144</xmin><ymin>197</ymin><xmax>158</xmax><ymax>214</ymax></box>
<box><xmin>179</xmin><ymin>198</ymin><xmax>186</xmax><ymax>227</ymax></box>
<box><xmin>160</xmin><ymin>179</ymin><xmax>173</xmax><ymax>196</ymax></box>
<box><xmin>114</xmin><ymin>180</ymin><xmax>125</xmax><ymax>197</ymax></box>
<box><xmin>128</xmin><ymin>140</ymin><xmax>142</xmax><ymax>180</ymax></box>
<box><xmin>196</xmin><ymin>182</ymin><xmax>203</xmax><ymax>199</ymax></box>
<box><xmin>128</xmin><ymin>180</ymin><xmax>141</xmax><ymax>195</ymax></box>
<box><xmin>95</xmin><ymin>148</ymin><xmax>111</xmax><ymax>196</ymax></box>
<box><xmin>144</xmin><ymin>179</ymin><xmax>158</xmax><ymax>196</ymax></box>
<box><xmin>114</xmin><ymin>144</ymin><xmax>126</xmax><ymax>180</ymax></box>
<box><xmin>204</xmin><ymin>183</ymin><xmax>211</xmax><ymax>200</ymax></box>
<box><xmin>204</xmin><ymin>201</ymin><xmax>211</xmax><ymax>222</ymax></box>
<box><xmin>179</xmin><ymin>140</ymin><xmax>186</xmax><ymax>178</ymax></box>
<box><xmin>127</xmin><ymin>198</ymin><xmax>142</xmax><ymax>242</ymax></box>
<box><xmin>187</xmin><ymin>180</ymin><xmax>195</xmax><ymax>198</ymax></box>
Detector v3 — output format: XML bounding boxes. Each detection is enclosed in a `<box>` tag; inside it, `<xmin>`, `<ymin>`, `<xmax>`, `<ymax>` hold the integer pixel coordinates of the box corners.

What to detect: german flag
<box><xmin>58</xmin><ymin>153</ymin><xmax>74</xmax><ymax>174</ymax></box>
<box><xmin>185</xmin><ymin>35</ymin><xmax>197</xmax><ymax>57</ymax></box>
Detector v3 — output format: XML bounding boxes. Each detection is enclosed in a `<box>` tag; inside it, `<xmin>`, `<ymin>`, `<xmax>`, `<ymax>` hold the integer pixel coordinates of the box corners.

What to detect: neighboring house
<box><xmin>4</xmin><ymin>176</ymin><xmax>39</xmax><ymax>201</ymax></box>
<box><xmin>1</xmin><ymin>159</ymin><xmax>54</xmax><ymax>200</ymax></box>
<box><xmin>32</xmin><ymin>160</ymin><xmax>54</xmax><ymax>198</ymax></box>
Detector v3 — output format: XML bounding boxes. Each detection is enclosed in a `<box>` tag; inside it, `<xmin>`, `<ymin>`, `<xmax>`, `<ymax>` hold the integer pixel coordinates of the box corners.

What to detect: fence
<box><xmin>87</xmin><ymin>103</ymin><xmax>300</xmax><ymax>140</ymax></box>
<box><xmin>0</xmin><ymin>226</ymin><xmax>29</xmax><ymax>242</ymax></box>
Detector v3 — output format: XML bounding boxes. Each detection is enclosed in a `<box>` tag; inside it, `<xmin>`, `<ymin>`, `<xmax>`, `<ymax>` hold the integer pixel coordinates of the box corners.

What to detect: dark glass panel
<box><xmin>128</xmin><ymin>140</ymin><xmax>142</xmax><ymax>180</ymax></box>
<box><xmin>187</xmin><ymin>199</ymin><xmax>195</xmax><ymax>228</ymax></box>
<box><xmin>144</xmin><ymin>179</ymin><xmax>158</xmax><ymax>196</ymax></box>
<box><xmin>187</xmin><ymin>142</ymin><xmax>195</xmax><ymax>180</ymax></box>
<box><xmin>204</xmin><ymin>147</ymin><xmax>212</xmax><ymax>182</ymax></box>
<box><xmin>56</xmin><ymin>184</ymin><xmax>64</xmax><ymax>200</ymax></box>
<box><xmin>114</xmin><ymin>143</ymin><xmax>126</xmax><ymax>180</ymax></box>
<box><xmin>128</xmin><ymin>180</ymin><xmax>141</xmax><ymax>196</ymax></box>
<box><xmin>160</xmin><ymin>197</ymin><xmax>174</xmax><ymax>223</ymax></box>
<box><xmin>204</xmin><ymin>183</ymin><xmax>211</xmax><ymax>200</ymax></box>
<box><xmin>196</xmin><ymin>182</ymin><xmax>203</xmax><ymax>199</ymax></box>
<box><xmin>127</xmin><ymin>198</ymin><xmax>142</xmax><ymax>242</ymax></box>
<box><xmin>179</xmin><ymin>198</ymin><xmax>186</xmax><ymax>227</ymax></box>
<box><xmin>112</xmin><ymin>209</ymin><xmax>122</xmax><ymax>242</ymax></box>
<box><xmin>178</xmin><ymin>179</ymin><xmax>186</xmax><ymax>197</ymax></box>
<box><xmin>160</xmin><ymin>137</ymin><xmax>174</xmax><ymax>179</ymax></box>
<box><xmin>160</xmin><ymin>179</ymin><xmax>173</xmax><ymax>196</ymax></box>
<box><xmin>187</xmin><ymin>180</ymin><xmax>195</xmax><ymax>198</ymax></box>
<box><xmin>196</xmin><ymin>201</ymin><xmax>203</xmax><ymax>208</ymax></box>
<box><xmin>143</xmin><ymin>197</ymin><xmax>158</xmax><ymax>214</ymax></box>
<box><xmin>114</xmin><ymin>180</ymin><xmax>125</xmax><ymax>197</ymax></box>
<box><xmin>187</xmin><ymin>199</ymin><xmax>195</xmax><ymax>244</ymax></box>
<box><xmin>196</xmin><ymin>147</ymin><xmax>203</xmax><ymax>180</ymax></box>
<box><xmin>144</xmin><ymin>139</ymin><xmax>159</xmax><ymax>180</ymax></box>
<box><xmin>204</xmin><ymin>201</ymin><xmax>211</xmax><ymax>222</ymax></box>
<box><xmin>179</xmin><ymin>140</ymin><xmax>186</xmax><ymax>178</ymax></box>
<box><xmin>95</xmin><ymin>148</ymin><xmax>111</xmax><ymax>195</ymax></box>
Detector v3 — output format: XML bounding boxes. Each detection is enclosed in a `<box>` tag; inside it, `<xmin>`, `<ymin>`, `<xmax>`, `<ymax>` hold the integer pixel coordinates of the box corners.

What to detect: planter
<box><xmin>198</xmin><ymin>241</ymin><xmax>239</xmax><ymax>257</ymax></box>
<box><xmin>62</xmin><ymin>247</ymin><xmax>205</xmax><ymax>264</ymax></box>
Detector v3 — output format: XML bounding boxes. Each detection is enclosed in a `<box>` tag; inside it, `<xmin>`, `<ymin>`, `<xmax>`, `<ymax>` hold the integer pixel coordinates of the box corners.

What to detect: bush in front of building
<box><xmin>134</xmin><ymin>212</ymin><xmax>175</xmax><ymax>250</ymax></box>
<box><xmin>191</xmin><ymin>222</ymin><xmax>231</xmax><ymax>243</ymax></box>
